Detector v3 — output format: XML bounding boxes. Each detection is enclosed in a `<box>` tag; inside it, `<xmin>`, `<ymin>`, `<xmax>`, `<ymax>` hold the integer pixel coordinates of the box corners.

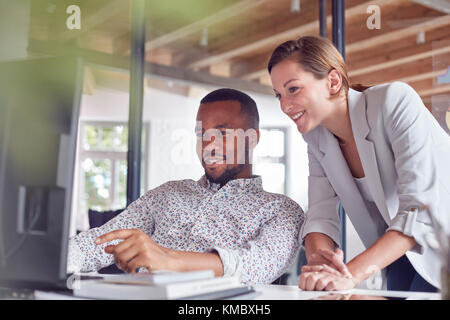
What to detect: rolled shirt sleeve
<box><xmin>386</xmin><ymin>207</ymin><xmax>433</xmax><ymax>254</ymax></box>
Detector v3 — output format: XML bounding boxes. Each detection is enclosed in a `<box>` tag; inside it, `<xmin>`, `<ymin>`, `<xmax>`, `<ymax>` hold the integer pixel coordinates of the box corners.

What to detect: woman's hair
<box><xmin>268</xmin><ymin>36</ymin><xmax>354</xmax><ymax>94</ymax></box>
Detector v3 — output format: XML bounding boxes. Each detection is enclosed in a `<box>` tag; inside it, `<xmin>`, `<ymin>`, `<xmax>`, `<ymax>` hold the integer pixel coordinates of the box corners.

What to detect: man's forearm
<box><xmin>346</xmin><ymin>230</ymin><xmax>417</xmax><ymax>284</ymax></box>
<box><xmin>167</xmin><ymin>249</ymin><xmax>224</xmax><ymax>277</ymax></box>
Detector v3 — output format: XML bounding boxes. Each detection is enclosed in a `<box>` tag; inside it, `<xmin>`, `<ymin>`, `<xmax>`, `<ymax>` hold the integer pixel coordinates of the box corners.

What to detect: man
<box><xmin>68</xmin><ymin>88</ymin><xmax>304</xmax><ymax>284</ymax></box>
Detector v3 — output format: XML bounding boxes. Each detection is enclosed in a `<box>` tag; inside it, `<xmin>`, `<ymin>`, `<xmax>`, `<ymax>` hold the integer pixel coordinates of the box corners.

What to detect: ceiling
<box><xmin>27</xmin><ymin>0</ymin><xmax>450</xmax><ymax>108</ymax></box>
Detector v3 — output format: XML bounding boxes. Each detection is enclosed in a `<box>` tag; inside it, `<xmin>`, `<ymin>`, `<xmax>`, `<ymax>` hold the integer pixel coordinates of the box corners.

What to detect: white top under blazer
<box><xmin>299</xmin><ymin>81</ymin><xmax>450</xmax><ymax>288</ymax></box>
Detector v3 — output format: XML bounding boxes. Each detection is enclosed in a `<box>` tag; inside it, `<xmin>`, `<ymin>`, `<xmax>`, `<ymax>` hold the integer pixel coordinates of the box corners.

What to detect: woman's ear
<box><xmin>328</xmin><ymin>69</ymin><xmax>343</xmax><ymax>95</ymax></box>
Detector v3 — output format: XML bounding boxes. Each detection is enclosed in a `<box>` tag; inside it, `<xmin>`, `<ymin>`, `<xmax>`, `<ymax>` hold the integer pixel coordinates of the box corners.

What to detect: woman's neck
<box><xmin>321</xmin><ymin>92</ymin><xmax>353</xmax><ymax>145</ymax></box>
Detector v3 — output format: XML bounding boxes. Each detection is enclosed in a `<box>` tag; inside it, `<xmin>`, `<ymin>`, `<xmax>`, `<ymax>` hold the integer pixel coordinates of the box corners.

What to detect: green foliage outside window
<box><xmin>80</xmin><ymin>123</ymin><xmax>147</xmax><ymax>213</ymax></box>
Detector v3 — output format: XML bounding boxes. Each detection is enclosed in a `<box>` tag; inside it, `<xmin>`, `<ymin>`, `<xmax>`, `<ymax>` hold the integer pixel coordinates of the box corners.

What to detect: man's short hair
<box><xmin>200</xmin><ymin>88</ymin><xmax>260</xmax><ymax>130</ymax></box>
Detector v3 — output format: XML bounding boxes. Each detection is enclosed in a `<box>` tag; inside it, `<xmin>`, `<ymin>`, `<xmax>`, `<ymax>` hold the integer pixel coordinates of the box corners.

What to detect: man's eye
<box><xmin>195</xmin><ymin>132</ymin><xmax>203</xmax><ymax>137</ymax></box>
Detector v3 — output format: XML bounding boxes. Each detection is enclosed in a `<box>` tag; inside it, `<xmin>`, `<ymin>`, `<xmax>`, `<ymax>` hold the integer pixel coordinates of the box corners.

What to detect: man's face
<box><xmin>195</xmin><ymin>100</ymin><xmax>258</xmax><ymax>185</ymax></box>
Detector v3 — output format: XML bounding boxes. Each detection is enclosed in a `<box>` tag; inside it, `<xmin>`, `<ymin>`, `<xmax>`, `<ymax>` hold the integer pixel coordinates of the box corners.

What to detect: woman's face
<box><xmin>270</xmin><ymin>58</ymin><xmax>334</xmax><ymax>134</ymax></box>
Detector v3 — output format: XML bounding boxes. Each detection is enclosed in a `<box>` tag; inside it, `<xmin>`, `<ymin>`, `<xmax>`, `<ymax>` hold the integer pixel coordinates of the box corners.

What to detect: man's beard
<box><xmin>205</xmin><ymin>164</ymin><xmax>245</xmax><ymax>187</ymax></box>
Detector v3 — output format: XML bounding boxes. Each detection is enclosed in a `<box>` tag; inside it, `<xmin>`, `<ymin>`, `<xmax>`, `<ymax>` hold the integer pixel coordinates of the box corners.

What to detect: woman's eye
<box><xmin>288</xmin><ymin>87</ymin><xmax>299</xmax><ymax>94</ymax></box>
<box><xmin>274</xmin><ymin>93</ymin><xmax>281</xmax><ymax>100</ymax></box>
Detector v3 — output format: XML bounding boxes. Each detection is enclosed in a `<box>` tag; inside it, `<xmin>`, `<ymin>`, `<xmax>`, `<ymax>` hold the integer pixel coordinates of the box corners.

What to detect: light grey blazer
<box><xmin>299</xmin><ymin>82</ymin><xmax>450</xmax><ymax>288</ymax></box>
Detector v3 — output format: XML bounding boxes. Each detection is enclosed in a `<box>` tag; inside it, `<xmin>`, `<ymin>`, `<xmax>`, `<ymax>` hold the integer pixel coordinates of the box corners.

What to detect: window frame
<box><xmin>77</xmin><ymin>120</ymin><xmax>149</xmax><ymax>212</ymax></box>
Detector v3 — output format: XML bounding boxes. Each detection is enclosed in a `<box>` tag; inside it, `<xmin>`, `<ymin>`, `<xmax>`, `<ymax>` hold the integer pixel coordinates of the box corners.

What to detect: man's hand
<box><xmin>95</xmin><ymin>229</ymin><xmax>175</xmax><ymax>273</ymax></box>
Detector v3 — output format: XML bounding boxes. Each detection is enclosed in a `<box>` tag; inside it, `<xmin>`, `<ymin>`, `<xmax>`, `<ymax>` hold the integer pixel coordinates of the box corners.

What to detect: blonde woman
<box><xmin>268</xmin><ymin>36</ymin><xmax>449</xmax><ymax>292</ymax></box>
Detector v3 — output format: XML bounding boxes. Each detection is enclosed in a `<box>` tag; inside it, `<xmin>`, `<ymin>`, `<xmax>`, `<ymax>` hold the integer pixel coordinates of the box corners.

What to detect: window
<box><xmin>253</xmin><ymin>128</ymin><xmax>288</xmax><ymax>195</ymax></box>
<box><xmin>77</xmin><ymin>122</ymin><xmax>148</xmax><ymax>216</ymax></box>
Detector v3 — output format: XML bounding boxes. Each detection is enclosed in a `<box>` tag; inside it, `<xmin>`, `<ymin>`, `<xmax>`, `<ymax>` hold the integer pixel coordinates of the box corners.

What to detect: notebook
<box><xmin>73</xmin><ymin>275</ymin><xmax>245</xmax><ymax>300</ymax></box>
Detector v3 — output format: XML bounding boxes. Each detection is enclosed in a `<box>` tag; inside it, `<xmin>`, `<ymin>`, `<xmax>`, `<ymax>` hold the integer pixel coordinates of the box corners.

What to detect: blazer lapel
<box><xmin>348</xmin><ymin>89</ymin><xmax>391</xmax><ymax>225</ymax></box>
<box><xmin>317</xmin><ymin>126</ymin><xmax>382</xmax><ymax>248</ymax></box>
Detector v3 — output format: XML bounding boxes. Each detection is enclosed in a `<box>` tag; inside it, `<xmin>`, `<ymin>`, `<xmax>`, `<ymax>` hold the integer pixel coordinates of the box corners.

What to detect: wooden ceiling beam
<box><xmin>349</xmin><ymin>54</ymin><xmax>450</xmax><ymax>86</ymax></box>
<box><xmin>115</xmin><ymin>0</ymin><xmax>270</xmax><ymax>55</ymax></box>
<box><xmin>348</xmin><ymin>45</ymin><xmax>450</xmax><ymax>77</ymax></box>
<box><xmin>346</xmin><ymin>25</ymin><xmax>450</xmax><ymax>67</ymax></box>
<box><xmin>27</xmin><ymin>39</ymin><xmax>273</xmax><ymax>96</ymax></box>
<box><xmin>243</xmin><ymin>14</ymin><xmax>450</xmax><ymax>81</ymax></box>
<box><xmin>351</xmin><ymin>68</ymin><xmax>448</xmax><ymax>88</ymax></box>
<box><xmin>259</xmin><ymin>74</ymin><xmax>272</xmax><ymax>86</ymax></box>
<box><xmin>186</xmin><ymin>0</ymin><xmax>402</xmax><ymax>70</ymax></box>
<box><xmin>145</xmin><ymin>48</ymin><xmax>173</xmax><ymax>66</ymax></box>
<box><xmin>209</xmin><ymin>61</ymin><xmax>231</xmax><ymax>78</ymax></box>
<box><xmin>346</xmin><ymin>14</ymin><xmax>450</xmax><ymax>54</ymax></box>
<box><xmin>390</xmin><ymin>68</ymin><xmax>448</xmax><ymax>84</ymax></box>
<box><xmin>409</xmin><ymin>78</ymin><xmax>434</xmax><ymax>92</ymax></box>
<box><xmin>418</xmin><ymin>83</ymin><xmax>450</xmax><ymax>97</ymax></box>
<box><xmin>218</xmin><ymin>5</ymin><xmax>441</xmax><ymax>66</ymax></box>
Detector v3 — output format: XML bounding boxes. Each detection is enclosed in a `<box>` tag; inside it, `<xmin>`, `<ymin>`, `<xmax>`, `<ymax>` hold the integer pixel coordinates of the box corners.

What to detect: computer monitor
<box><xmin>0</xmin><ymin>57</ymin><xmax>83</xmax><ymax>289</ymax></box>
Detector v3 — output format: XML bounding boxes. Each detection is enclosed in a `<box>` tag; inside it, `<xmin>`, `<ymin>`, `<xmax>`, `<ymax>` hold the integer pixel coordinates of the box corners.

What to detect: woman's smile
<box><xmin>291</xmin><ymin>111</ymin><xmax>305</xmax><ymax>120</ymax></box>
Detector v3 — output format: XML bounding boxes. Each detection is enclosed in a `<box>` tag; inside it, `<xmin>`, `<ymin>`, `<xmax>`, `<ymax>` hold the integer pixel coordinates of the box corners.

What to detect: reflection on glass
<box><xmin>311</xmin><ymin>293</ymin><xmax>388</xmax><ymax>300</ymax></box>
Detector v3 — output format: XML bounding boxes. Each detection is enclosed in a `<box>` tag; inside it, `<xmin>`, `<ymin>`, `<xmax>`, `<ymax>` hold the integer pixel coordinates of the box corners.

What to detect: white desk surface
<box><xmin>252</xmin><ymin>284</ymin><xmax>442</xmax><ymax>300</ymax></box>
<box><xmin>35</xmin><ymin>284</ymin><xmax>442</xmax><ymax>300</ymax></box>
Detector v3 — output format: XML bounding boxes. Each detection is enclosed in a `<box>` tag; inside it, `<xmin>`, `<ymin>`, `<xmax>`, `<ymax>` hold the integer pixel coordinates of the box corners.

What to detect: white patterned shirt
<box><xmin>68</xmin><ymin>175</ymin><xmax>304</xmax><ymax>284</ymax></box>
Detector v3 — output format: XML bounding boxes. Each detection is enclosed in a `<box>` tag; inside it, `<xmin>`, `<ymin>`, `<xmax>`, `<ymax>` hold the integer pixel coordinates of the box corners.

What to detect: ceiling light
<box><xmin>200</xmin><ymin>28</ymin><xmax>208</xmax><ymax>47</ymax></box>
<box><xmin>291</xmin><ymin>0</ymin><xmax>300</xmax><ymax>13</ymax></box>
<box><xmin>417</xmin><ymin>31</ymin><xmax>425</xmax><ymax>44</ymax></box>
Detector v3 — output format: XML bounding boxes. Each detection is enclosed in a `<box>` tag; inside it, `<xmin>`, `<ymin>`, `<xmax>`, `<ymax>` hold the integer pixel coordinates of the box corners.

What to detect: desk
<box><xmin>33</xmin><ymin>284</ymin><xmax>442</xmax><ymax>300</ymax></box>
<box><xmin>252</xmin><ymin>284</ymin><xmax>442</xmax><ymax>300</ymax></box>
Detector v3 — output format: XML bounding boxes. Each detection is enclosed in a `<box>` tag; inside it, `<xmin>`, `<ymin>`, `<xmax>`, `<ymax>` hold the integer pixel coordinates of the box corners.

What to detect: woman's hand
<box><xmin>307</xmin><ymin>248</ymin><xmax>353</xmax><ymax>278</ymax></box>
<box><xmin>299</xmin><ymin>264</ymin><xmax>357</xmax><ymax>291</ymax></box>
<box><xmin>299</xmin><ymin>248</ymin><xmax>357</xmax><ymax>291</ymax></box>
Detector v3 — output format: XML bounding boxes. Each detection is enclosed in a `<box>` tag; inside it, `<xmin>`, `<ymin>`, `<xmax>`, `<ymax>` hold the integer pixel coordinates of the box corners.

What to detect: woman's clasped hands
<box><xmin>299</xmin><ymin>248</ymin><xmax>358</xmax><ymax>291</ymax></box>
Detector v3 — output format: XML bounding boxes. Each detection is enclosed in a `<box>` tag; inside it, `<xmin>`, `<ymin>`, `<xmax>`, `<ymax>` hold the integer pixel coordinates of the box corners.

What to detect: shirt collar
<box><xmin>198</xmin><ymin>175</ymin><xmax>263</xmax><ymax>192</ymax></box>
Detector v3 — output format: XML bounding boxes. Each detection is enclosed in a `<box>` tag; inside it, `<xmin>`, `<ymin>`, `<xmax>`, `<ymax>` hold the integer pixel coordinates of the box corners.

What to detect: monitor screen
<box><xmin>0</xmin><ymin>56</ymin><xmax>83</xmax><ymax>289</ymax></box>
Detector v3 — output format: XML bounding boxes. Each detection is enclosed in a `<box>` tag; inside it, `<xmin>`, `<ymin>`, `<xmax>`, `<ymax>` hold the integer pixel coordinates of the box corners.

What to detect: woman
<box><xmin>268</xmin><ymin>35</ymin><xmax>450</xmax><ymax>292</ymax></box>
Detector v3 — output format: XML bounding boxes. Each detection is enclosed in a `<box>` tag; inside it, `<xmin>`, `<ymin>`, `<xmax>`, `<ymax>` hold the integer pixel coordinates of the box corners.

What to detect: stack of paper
<box><xmin>72</xmin><ymin>270</ymin><xmax>254</xmax><ymax>300</ymax></box>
